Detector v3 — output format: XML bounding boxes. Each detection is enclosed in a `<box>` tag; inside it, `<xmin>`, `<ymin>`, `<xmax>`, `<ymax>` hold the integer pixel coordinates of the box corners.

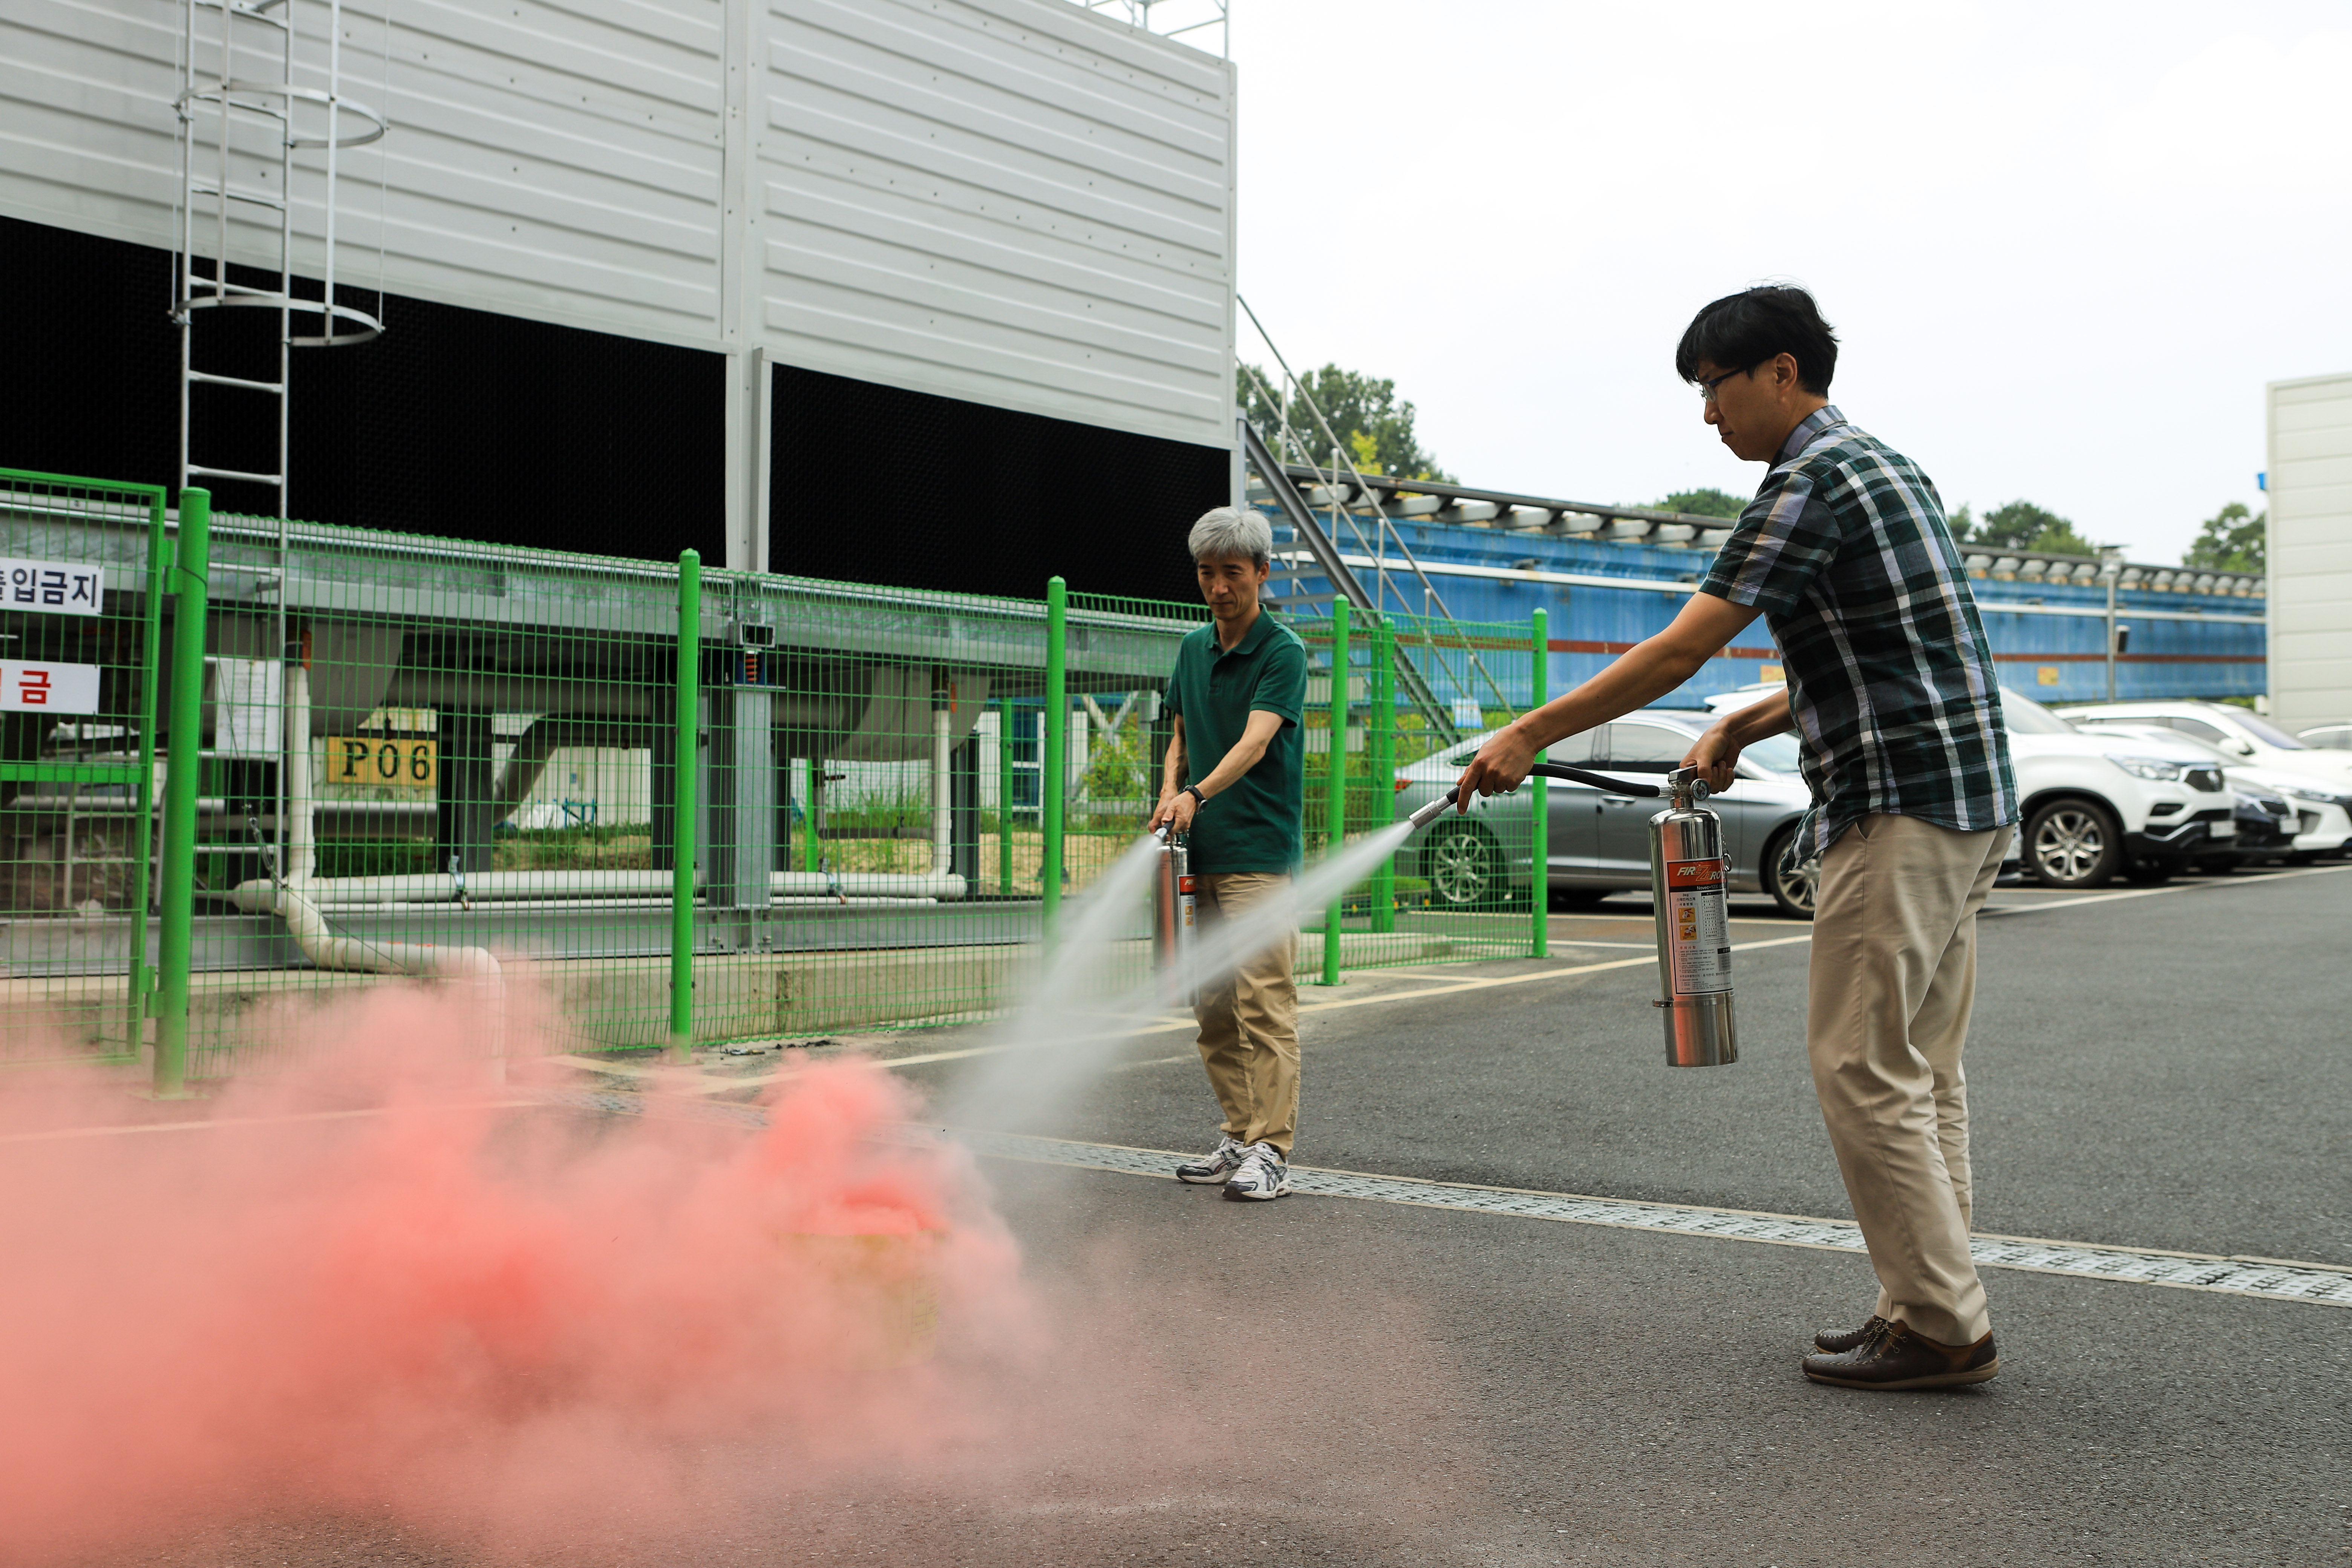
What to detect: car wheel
<box><xmin>1424</xmin><ymin>821</ymin><xmax>1505</xmax><ymax>908</ymax></box>
<box><xmin>2026</xmin><ymin>798</ymin><xmax>2122</xmax><ymax>888</ymax></box>
<box><xmin>1762</xmin><ymin>824</ymin><xmax>1819</xmax><ymax>920</ymax></box>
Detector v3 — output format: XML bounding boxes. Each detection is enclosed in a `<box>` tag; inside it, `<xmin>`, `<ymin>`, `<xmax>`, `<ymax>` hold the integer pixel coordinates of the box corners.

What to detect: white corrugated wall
<box><xmin>755</xmin><ymin>0</ymin><xmax>1233</xmax><ymax>446</ymax></box>
<box><xmin>0</xmin><ymin>0</ymin><xmax>1236</xmax><ymax>539</ymax></box>
<box><xmin>2265</xmin><ymin>372</ymin><xmax>2352</xmax><ymax>728</ymax></box>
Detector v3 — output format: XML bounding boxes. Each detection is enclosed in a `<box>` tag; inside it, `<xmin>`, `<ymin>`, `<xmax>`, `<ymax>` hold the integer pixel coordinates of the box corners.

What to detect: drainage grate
<box><xmin>953</xmin><ymin>1131</ymin><xmax>2352</xmax><ymax>1309</ymax></box>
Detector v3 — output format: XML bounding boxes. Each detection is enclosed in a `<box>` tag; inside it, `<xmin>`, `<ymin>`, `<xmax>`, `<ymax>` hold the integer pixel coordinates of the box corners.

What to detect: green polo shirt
<box><xmin>1165</xmin><ymin>611</ymin><xmax>1308</xmax><ymax>874</ymax></box>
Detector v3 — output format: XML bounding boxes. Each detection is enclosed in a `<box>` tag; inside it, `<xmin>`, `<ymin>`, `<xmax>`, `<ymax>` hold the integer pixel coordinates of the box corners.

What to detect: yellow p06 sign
<box><xmin>327</xmin><ymin>736</ymin><xmax>438</xmax><ymax>789</ymax></box>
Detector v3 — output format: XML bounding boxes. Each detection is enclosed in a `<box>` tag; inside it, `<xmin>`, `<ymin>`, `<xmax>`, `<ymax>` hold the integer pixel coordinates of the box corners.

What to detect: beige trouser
<box><xmin>1808</xmin><ymin>813</ymin><xmax>2012</xmax><ymax>1347</ymax></box>
<box><xmin>1191</xmin><ymin>871</ymin><xmax>1301</xmax><ymax>1156</ymax></box>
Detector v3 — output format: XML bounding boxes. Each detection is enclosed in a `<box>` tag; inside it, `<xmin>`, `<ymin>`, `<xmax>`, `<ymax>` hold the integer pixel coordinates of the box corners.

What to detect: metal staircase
<box><xmin>1234</xmin><ymin>299</ymin><xmax>1518</xmax><ymax>749</ymax></box>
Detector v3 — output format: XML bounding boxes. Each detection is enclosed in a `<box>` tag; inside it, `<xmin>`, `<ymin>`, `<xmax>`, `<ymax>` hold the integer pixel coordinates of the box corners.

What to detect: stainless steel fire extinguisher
<box><xmin>1645</xmin><ymin>765</ymin><xmax>1736</xmax><ymax>1066</ymax></box>
<box><xmin>1151</xmin><ymin>825</ymin><xmax>1196</xmax><ymax>1007</ymax></box>
<box><xmin>1406</xmin><ymin>760</ymin><xmax>1736</xmax><ymax>1066</ymax></box>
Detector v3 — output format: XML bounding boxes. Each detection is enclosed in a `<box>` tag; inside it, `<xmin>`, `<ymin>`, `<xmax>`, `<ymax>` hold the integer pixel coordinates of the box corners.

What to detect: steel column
<box><xmin>1042</xmin><ymin>577</ymin><xmax>1066</xmax><ymax>943</ymax></box>
<box><xmin>670</xmin><ymin>549</ymin><xmax>700</xmax><ymax>1059</ymax></box>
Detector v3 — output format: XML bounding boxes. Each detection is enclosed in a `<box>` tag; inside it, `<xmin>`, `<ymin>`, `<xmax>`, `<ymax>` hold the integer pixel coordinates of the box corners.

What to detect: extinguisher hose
<box><xmin>1408</xmin><ymin>762</ymin><xmax>1665</xmax><ymax>829</ymax></box>
<box><xmin>1526</xmin><ymin>763</ymin><xmax>1664</xmax><ymax>796</ymax></box>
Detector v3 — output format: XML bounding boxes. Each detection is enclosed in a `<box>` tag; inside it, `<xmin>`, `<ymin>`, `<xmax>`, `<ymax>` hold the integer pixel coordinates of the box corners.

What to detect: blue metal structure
<box><xmin>1255</xmin><ymin>506</ymin><xmax>2263</xmax><ymax>711</ymax></box>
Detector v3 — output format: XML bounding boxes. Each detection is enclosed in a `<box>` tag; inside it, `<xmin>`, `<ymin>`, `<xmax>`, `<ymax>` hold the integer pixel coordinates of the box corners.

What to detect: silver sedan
<box><xmin>1392</xmin><ymin>709</ymin><xmax>1819</xmax><ymax>918</ymax></box>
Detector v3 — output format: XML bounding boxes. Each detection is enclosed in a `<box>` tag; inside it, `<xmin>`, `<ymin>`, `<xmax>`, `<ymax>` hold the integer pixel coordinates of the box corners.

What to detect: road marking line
<box><xmin>956</xmin><ymin>1130</ymin><xmax>2352</xmax><ymax>1309</ymax></box>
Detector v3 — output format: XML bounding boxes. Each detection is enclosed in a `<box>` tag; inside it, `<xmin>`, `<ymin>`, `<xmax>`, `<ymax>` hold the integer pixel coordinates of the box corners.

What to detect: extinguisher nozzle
<box><xmin>1406</xmin><ymin>788</ymin><xmax>1460</xmax><ymax>830</ymax></box>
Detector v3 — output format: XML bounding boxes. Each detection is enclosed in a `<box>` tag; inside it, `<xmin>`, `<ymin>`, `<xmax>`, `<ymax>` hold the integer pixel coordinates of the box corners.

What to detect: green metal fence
<box><xmin>0</xmin><ymin>468</ymin><xmax>1557</xmax><ymax>1086</ymax></box>
<box><xmin>1298</xmin><ymin>607</ymin><xmax>1541</xmax><ymax>976</ymax></box>
<box><xmin>0</xmin><ymin>470</ymin><xmax>167</xmax><ymax>1068</ymax></box>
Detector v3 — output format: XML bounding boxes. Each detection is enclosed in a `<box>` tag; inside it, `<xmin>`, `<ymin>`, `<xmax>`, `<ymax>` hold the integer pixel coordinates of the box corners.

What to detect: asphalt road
<box><xmin>66</xmin><ymin>864</ymin><xmax>2352</xmax><ymax>1566</ymax></box>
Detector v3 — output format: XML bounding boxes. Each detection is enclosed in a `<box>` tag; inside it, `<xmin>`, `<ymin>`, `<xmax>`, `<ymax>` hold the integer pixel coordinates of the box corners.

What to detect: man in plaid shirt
<box><xmin>1457</xmin><ymin>285</ymin><xmax>2017</xmax><ymax>1391</ymax></box>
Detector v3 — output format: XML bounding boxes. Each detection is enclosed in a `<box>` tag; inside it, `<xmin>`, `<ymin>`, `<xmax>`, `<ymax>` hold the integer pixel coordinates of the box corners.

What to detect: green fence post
<box><xmin>1041</xmin><ymin>577</ymin><xmax>1066</xmax><ymax>945</ymax></box>
<box><xmin>1530</xmin><ymin>606</ymin><xmax>1549</xmax><ymax>959</ymax></box>
<box><xmin>151</xmin><ymin>487</ymin><xmax>210</xmax><ymax>1098</ymax></box>
<box><xmin>995</xmin><ymin>696</ymin><xmax>1014</xmax><ymax>895</ymax></box>
<box><xmin>670</xmin><ymin>549</ymin><xmax>700</xmax><ymax>1062</ymax></box>
<box><xmin>126</xmin><ymin>487</ymin><xmax>167</xmax><ymax>1058</ymax></box>
<box><xmin>1319</xmin><ymin>599</ymin><xmax>1350</xmax><ymax>986</ymax></box>
<box><xmin>1369</xmin><ymin>610</ymin><xmax>1396</xmax><ymax>936</ymax></box>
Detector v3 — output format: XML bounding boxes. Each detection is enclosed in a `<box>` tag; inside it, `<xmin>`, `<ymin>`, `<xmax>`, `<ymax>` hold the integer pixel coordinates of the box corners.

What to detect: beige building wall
<box><xmin>2266</xmin><ymin>372</ymin><xmax>2352</xmax><ymax>729</ymax></box>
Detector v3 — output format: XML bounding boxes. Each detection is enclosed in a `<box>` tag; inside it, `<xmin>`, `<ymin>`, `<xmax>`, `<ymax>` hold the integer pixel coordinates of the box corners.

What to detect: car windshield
<box><xmin>2226</xmin><ymin>710</ymin><xmax>2309</xmax><ymax>749</ymax></box>
<box><xmin>2000</xmin><ymin>688</ymin><xmax>2078</xmax><ymax>735</ymax></box>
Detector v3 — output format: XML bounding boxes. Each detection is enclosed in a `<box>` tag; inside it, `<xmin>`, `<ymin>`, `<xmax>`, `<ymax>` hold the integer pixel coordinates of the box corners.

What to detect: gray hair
<box><xmin>1188</xmin><ymin>505</ymin><xmax>1272</xmax><ymax>568</ymax></box>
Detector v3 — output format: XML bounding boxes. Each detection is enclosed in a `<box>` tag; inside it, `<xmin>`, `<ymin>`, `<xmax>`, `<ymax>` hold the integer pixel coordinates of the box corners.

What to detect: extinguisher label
<box><xmin>1663</xmin><ymin>857</ymin><xmax>1732</xmax><ymax>995</ymax></box>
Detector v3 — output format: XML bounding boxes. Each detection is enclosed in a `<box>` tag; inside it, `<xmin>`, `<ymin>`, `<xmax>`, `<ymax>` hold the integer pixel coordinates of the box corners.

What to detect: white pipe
<box><xmin>232</xmin><ymin>880</ymin><xmax>506</xmax><ymax>1078</ymax></box>
<box><xmin>226</xmin><ymin>868</ymin><xmax>966</xmax><ymax>906</ymax></box>
<box><xmin>932</xmin><ymin>681</ymin><xmax>953</xmax><ymax>877</ymax></box>
<box><xmin>285</xmin><ymin>659</ymin><xmax>316</xmax><ymax>881</ymax></box>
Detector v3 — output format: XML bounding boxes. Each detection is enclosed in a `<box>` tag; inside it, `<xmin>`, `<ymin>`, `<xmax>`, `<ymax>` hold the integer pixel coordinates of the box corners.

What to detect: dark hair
<box><xmin>1674</xmin><ymin>285</ymin><xmax>1838</xmax><ymax>395</ymax></box>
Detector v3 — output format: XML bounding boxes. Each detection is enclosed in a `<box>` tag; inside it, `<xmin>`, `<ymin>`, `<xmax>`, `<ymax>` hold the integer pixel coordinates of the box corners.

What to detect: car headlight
<box><xmin>2105</xmin><ymin>753</ymin><xmax>2186</xmax><ymax>782</ymax></box>
<box><xmin>2282</xmin><ymin>786</ymin><xmax>2352</xmax><ymax>810</ymax></box>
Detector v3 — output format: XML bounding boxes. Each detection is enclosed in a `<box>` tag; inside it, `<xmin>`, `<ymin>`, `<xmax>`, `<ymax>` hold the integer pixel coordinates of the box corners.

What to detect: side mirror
<box><xmin>2231</xmin><ymin>739</ymin><xmax>2255</xmax><ymax>756</ymax></box>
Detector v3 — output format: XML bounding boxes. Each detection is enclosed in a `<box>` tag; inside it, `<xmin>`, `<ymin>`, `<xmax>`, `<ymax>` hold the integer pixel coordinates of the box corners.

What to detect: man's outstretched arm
<box><xmin>1454</xmin><ymin>591</ymin><xmax>1764</xmax><ymax>804</ymax></box>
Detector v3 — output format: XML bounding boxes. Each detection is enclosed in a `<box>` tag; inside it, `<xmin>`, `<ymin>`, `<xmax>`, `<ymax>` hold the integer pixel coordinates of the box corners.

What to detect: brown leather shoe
<box><xmin>1801</xmin><ymin>1317</ymin><xmax>1999</xmax><ymax>1390</ymax></box>
<box><xmin>1813</xmin><ymin>1314</ymin><xmax>1887</xmax><ymax>1354</ymax></box>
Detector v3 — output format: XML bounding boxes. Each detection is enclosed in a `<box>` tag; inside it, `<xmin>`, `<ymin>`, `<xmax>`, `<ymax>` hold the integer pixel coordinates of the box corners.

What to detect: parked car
<box><xmin>2075</xmin><ymin>721</ymin><xmax>2352</xmax><ymax>865</ymax></box>
<box><xmin>1998</xmin><ymin>688</ymin><xmax>2235</xmax><ymax>887</ymax></box>
<box><xmin>2059</xmin><ymin>721</ymin><xmax>2310</xmax><ymax>868</ymax></box>
<box><xmin>2294</xmin><ymin>722</ymin><xmax>2352</xmax><ymax>751</ymax></box>
<box><xmin>2054</xmin><ymin>701</ymin><xmax>2352</xmax><ymax>795</ymax></box>
<box><xmin>1392</xmin><ymin>710</ymin><xmax>1818</xmax><ymax>917</ymax></box>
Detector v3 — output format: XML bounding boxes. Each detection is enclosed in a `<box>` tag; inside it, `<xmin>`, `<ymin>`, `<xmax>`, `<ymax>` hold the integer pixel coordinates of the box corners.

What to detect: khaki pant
<box><xmin>1192</xmin><ymin>871</ymin><xmax>1301</xmax><ymax>1156</ymax></box>
<box><xmin>1808</xmin><ymin>813</ymin><xmax>2012</xmax><ymax>1346</ymax></box>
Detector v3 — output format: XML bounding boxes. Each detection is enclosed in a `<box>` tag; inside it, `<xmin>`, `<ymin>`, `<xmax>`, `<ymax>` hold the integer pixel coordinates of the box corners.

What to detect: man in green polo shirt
<box><xmin>1148</xmin><ymin>505</ymin><xmax>1309</xmax><ymax>1201</ymax></box>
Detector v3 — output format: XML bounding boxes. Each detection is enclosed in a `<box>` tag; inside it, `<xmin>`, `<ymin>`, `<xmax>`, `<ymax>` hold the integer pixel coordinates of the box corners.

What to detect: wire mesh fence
<box><xmin>0</xmin><ymin>468</ymin><xmax>1556</xmax><ymax>1086</ymax></box>
<box><xmin>0</xmin><ymin>471</ymin><xmax>166</xmax><ymax>1067</ymax></box>
<box><xmin>1299</xmin><ymin>607</ymin><xmax>1541</xmax><ymax>974</ymax></box>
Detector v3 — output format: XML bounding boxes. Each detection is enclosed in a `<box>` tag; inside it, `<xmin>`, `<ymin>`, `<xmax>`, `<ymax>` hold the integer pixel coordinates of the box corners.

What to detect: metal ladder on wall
<box><xmin>173</xmin><ymin>0</ymin><xmax>386</xmax><ymax>516</ymax></box>
<box><xmin>171</xmin><ymin>0</ymin><xmax>388</xmax><ymax>914</ymax></box>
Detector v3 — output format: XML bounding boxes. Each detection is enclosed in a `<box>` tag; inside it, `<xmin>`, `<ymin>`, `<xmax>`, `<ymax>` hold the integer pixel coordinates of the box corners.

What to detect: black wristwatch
<box><xmin>1181</xmin><ymin>784</ymin><xmax>1206</xmax><ymax>809</ymax></box>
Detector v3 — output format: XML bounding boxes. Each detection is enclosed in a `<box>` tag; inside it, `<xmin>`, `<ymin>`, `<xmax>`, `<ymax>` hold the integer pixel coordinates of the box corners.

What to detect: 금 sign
<box><xmin>0</xmin><ymin>560</ymin><xmax>103</xmax><ymax>616</ymax></box>
<box><xmin>0</xmin><ymin>661</ymin><xmax>102</xmax><ymax>713</ymax></box>
<box><xmin>326</xmin><ymin>736</ymin><xmax>439</xmax><ymax>789</ymax></box>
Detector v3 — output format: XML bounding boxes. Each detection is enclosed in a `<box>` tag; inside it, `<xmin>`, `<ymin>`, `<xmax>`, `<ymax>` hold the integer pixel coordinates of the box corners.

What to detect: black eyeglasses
<box><xmin>1696</xmin><ymin>367</ymin><xmax>1747</xmax><ymax>403</ymax></box>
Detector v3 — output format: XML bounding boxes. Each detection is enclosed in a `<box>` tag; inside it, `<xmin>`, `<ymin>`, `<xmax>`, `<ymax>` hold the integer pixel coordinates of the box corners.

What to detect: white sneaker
<box><xmin>1176</xmin><ymin>1133</ymin><xmax>1248</xmax><ymax>1184</ymax></box>
<box><xmin>1221</xmin><ymin>1141</ymin><xmax>1292</xmax><ymax>1201</ymax></box>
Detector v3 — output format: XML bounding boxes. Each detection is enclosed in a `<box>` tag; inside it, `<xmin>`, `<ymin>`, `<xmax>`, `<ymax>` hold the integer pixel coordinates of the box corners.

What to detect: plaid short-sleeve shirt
<box><xmin>1700</xmin><ymin>405</ymin><xmax>2018</xmax><ymax>856</ymax></box>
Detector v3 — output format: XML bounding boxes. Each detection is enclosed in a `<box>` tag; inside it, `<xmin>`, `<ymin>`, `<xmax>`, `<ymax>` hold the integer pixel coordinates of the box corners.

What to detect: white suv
<box><xmin>2079</xmin><ymin>721</ymin><xmax>2350</xmax><ymax>866</ymax></box>
<box><xmin>1999</xmin><ymin>689</ymin><xmax>2235</xmax><ymax>887</ymax></box>
<box><xmin>2057</xmin><ymin>701</ymin><xmax>2352</xmax><ymax>862</ymax></box>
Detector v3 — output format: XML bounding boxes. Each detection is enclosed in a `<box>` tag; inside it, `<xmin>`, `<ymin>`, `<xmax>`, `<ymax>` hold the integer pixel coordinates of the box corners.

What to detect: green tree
<box><xmin>1953</xmin><ymin>499</ymin><xmax>2104</xmax><ymax>558</ymax></box>
<box><xmin>1655</xmin><ymin>487</ymin><xmax>1747</xmax><ymax>519</ymax></box>
<box><xmin>2184</xmin><ymin>502</ymin><xmax>2265</xmax><ymax>574</ymax></box>
<box><xmin>1238</xmin><ymin>363</ymin><xmax>1453</xmax><ymax>482</ymax></box>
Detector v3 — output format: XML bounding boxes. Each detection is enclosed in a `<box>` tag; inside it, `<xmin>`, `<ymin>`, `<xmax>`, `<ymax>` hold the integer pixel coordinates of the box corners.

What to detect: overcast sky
<box><xmin>1225</xmin><ymin>0</ymin><xmax>2352</xmax><ymax>565</ymax></box>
